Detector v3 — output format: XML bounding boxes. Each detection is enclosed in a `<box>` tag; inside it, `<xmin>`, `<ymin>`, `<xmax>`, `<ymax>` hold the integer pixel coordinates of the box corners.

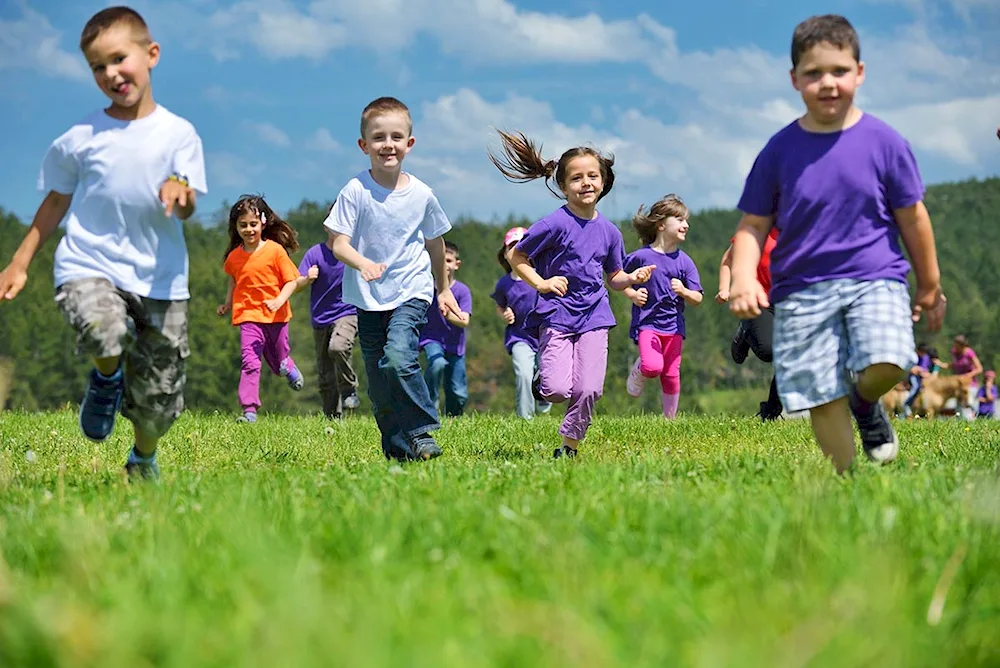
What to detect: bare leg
<box><xmin>809</xmin><ymin>397</ymin><xmax>856</xmax><ymax>474</ymax></box>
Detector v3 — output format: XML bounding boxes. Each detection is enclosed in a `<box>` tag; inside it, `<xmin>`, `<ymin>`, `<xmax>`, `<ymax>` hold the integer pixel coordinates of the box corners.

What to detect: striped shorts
<box><xmin>55</xmin><ymin>277</ymin><xmax>189</xmax><ymax>438</ymax></box>
<box><xmin>773</xmin><ymin>279</ymin><xmax>916</xmax><ymax>412</ymax></box>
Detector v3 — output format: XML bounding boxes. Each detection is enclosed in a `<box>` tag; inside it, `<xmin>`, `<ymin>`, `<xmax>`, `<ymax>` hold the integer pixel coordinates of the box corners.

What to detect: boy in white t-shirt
<box><xmin>0</xmin><ymin>6</ymin><xmax>207</xmax><ymax>482</ymax></box>
<box><xmin>325</xmin><ymin>96</ymin><xmax>460</xmax><ymax>462</ymax></box>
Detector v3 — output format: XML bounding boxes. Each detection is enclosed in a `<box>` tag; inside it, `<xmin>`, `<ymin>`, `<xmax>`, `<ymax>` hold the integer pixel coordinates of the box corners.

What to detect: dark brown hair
<box><xmin>632</xmin><ymin>194</ymin><xmax>690</xmax><ymax>245</ymax></box>
<box><xmin>791</xmin><ymin>15</ymin><xmax>860</xmax><ymax>69</ymax></box>
<box><xmin>224</xmin><ymin>195</ymin><xmax>299</xmax><ymax>260</ymax></box>
<box><xmin>488</xmin><ymin>130</ymin><xmax>615</xmax><ymax>202</ymax></box>
<box><xmin>360</xmin><ymin>97</ymin><xmax>412</xmax><ymax>138</ymax></box>
<box><xmin>80</xmin><ymin>6</ymin><xmax>151</xmax><ymax>51</ymax></box>
<box><xmin>497</xmin><ymin>243</ymin><xmax>514</xmax><ymax>274</ymax></box>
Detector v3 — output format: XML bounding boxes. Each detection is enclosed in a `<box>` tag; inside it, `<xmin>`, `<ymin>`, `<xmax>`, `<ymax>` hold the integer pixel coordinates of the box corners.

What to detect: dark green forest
<box><xmin>1</xmin><ymin>177</ymin><xmax>998</xmax><ymax>417</ymax></box>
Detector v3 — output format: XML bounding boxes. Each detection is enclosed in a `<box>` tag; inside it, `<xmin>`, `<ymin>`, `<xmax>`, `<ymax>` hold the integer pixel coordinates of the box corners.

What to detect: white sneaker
<box><xmin>626</xmin><ymin>358</ymin><xmax>645</xmax><ymax>397</ymax></box>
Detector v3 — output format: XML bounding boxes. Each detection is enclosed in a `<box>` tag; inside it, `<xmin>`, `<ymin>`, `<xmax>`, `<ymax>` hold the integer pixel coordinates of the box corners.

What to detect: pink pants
<box><xmin>239</xmin><ymin>322</ymin><xmax>294</xmax><ymax>410</ymax></box>
<box><xmin>638</xmin><ymin>329</ymin><xmax>682</xmax><ymax>394</ymax></box>
<box><xmin>537</xmin><ymin>327</ymin><xmax>609</xmax><ymax>441</ymax></box>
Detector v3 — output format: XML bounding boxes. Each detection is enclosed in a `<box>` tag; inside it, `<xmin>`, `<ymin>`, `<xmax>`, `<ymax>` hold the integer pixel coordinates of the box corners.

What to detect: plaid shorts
<box><xmin>55</xmin><ymin>277</ymin><xmax>190</xmax><ymax>438</ymax></box>
<box><xmin>773</xmin><ymin>279</ymin><xmax>916</xmax><ymax>412</ymax></box>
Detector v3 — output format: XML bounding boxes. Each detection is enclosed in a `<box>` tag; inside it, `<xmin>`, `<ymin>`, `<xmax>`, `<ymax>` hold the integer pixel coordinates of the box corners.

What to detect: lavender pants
<box><xmin>239</xmin><ymin>322</ymin><xmax>294</xmax><ymax>410</ymax></box>
<box><xmin>537</xmin><ymin>327</ymin><xmax>609</xmax><ymax>441</ymax></box>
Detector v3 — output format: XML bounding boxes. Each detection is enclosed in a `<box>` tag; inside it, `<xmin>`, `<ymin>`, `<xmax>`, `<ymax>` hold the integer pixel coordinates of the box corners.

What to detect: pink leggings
<box><xmin>638</xmin><ymin>330</ymin><xmax>682</xmax><ymax>394</ymax></box>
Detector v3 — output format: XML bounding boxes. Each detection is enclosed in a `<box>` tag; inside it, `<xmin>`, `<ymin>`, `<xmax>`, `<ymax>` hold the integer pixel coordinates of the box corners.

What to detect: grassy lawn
<box><xmin>1</xmin><ymin>410</ymin><xmax>998</xmax><ymax>667</ymax></box>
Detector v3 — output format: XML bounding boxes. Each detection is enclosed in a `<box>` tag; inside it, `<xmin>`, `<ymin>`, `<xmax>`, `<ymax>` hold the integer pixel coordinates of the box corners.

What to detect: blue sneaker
<box><xmin>281</xmin><ymin>359</ymin><xmax>304</xmax><ymax>391</ymax></box>
<box><xmin>124</xmin><ymin>447</ymin><xmax>159</xmax><ymax>482</ymax></box>
<box><xmin>79</xmin><ymin>367</ymin><xmax>124</xmax><ymax>442</ymax></box>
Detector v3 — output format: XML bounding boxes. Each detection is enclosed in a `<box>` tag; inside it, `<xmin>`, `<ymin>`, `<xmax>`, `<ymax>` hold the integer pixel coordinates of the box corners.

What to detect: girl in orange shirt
<box><xmin>217</xmin><ymin>195</ymin><xmax>318</xmax><ymax>423</ymax></box>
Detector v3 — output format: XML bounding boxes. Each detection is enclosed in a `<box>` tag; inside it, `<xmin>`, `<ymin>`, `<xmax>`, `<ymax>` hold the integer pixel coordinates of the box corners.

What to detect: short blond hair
<box><xmin>360</xmin><ymin>97</ymin><xmax>412</xmax><ymax>138</ymax></box>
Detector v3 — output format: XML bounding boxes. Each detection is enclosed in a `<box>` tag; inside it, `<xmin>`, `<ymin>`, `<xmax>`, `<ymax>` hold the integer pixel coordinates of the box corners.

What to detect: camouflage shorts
<box><xmin>55</xmin><ymin>277</ymin><xmax>190</xmax><ymax>438</ymax></box>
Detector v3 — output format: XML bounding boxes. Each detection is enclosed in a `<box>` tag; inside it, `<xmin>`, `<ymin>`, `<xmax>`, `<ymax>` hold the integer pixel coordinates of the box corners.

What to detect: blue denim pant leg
<box><xmin>904</xmin><ymin>374</ymin><xmax>922</xmax><ymax>406</ymax></box>
<box><xmin>422</xmin><ymin>341</ymin><xmax>446</xmax><ymax>408</ymax></box>
<box><xmin>358</xmin><ymin>299</ymin><xmax>440</xmax><ymax>459</ymax></box>
<box><xmin>443</xmin><ymin>352</ymin><xmax>467</xmax><ymax>417</ymax></box>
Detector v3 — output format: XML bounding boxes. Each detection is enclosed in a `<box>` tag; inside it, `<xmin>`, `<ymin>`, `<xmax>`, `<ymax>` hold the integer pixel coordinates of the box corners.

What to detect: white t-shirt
<box><xmin>324</xmin><ymin>170</ymin><xmax>452</xmax><ymax>311</ymax></box>
<box><xmin>39</xmin><ymin>105</ymin><xmax>208</xmax><ymax>300</ymax></box>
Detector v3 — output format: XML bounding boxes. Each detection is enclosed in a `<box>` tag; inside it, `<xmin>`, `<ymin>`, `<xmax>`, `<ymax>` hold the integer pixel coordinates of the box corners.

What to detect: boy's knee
<box><xmin>383</xmin><ymin>342</ymin><xmax>420</xmax><ymax>375</ymax></box>
<box><xmin>858</xmin><ymin>363</ymin><xmax>905</xmax><ymax>392</ymax></box>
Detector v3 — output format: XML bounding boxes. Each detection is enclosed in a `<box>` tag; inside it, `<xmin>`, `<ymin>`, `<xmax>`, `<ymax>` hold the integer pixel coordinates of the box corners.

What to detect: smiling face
<box><xmin>236</xmin><ymin>211</ymin><xmax>263</xmax><ymax>249</ymax></box>
<box><xmin>791</xmin><ymin>41</ymin><xmax>864</xmax><ymax>130</ymax></box>
<box><xmin>359</xmin><ymin>111</ymin><xmax>414</xmax><ymax>176</ymax></box>
<box><xmin>661</xmin><ymin>214</ymin><xmax>690</xmax><ymax>244</ymax></box>
<box><xmin>83</xmin><ymin>23</ymin><xmax>159</xmax><ymax>119</ymax></box>
<box><xmin>559</xmin><ymin>155</ymin><xmax>604</xmax><ymax>213</ymax></box>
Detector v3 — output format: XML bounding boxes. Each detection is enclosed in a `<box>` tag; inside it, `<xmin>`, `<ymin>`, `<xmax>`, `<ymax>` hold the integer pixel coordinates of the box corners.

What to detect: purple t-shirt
<box><xmin>419</xmin><ymin>279</ymin><xmax>472</xmax><ymax>356</ymax></box>
<box><xmin>298</xmin><ymin>243</ymin><xmax>356</xmax><ymax>328</ymax></box>
<box><xmin>514</xmin><ymin>205</ymin><xmax>625</xmax><ymax>334</ymax></box>
<box><xmin>977</xmin><ymin>385</ymin><xmax>997</xmax><ymax>417</ymax></box>
<box><xmin>737</xmin><ymin>114</ymin><xmax>925</xmax><ymax>303</ymax></box>
<box><xmin>490</xmin><ymin>274</ymin><xmax>540</xmax><ymax>354</ymax></box>
<box><xmin>624</xmin><ymin>246</ymin><xmax>702</xmax><ymax>342</ymax></box>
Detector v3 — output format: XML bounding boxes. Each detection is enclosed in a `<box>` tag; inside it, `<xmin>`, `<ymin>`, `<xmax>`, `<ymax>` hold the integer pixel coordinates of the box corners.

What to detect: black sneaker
<box><xmin>553</xmin><ymin>446</ymin><xmax>577</xmax><ymax>459</ymax></box>
<box><xmin>532</xmin><ymin>373</ymin><xmax>546</xmax><ymax>403</ymax></box>
<box><xmin>730</xmin><ymin>321</ymin><xmax>751</xmax><ymax>364</ymax></box>
<box><xmin>411</xmin><ymin>434</ymin><xmax>443</xmax><ymax>460</ymax></box>
<box><xmin>757</xmin><ymin>399</ymin><xmax>783</xmax><ymax>422</ymax></box>
<box><xmin>849</xmin><ymin>392</ymin><xmax>899</xmax><ymax>463</ymax></box>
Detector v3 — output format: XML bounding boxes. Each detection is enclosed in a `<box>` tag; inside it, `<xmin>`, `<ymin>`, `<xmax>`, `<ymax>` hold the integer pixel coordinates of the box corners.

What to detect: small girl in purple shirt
<box><xmin>623</xmin><ymin>194</ymin><xmax>704</xmax><ymax>418</ymax></box>
<box><xmin>489</xmin><ymin>130</ymin><xmax>654</xmax><ymax>458</ymax></box>
<box><xmin>491</xmin><ymin>226</ymin><xmax>552</xmax><ymax>420</ymax></box>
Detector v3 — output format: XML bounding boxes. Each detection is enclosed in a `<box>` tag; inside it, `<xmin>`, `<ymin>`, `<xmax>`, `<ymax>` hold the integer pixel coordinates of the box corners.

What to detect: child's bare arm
<box><xmin>508</xmin><ymin>248</ymin><xmax>568</xmax><ymax>296</ymax></box>
<box><xmin>331</xmin><ymin>232</ymin><xmax>385</xmax><ymax>281</ymax></box>
<box><xmin>896</xmin><ymin>201</ymin><xmax>945</xmax><ymax>332</ymax></box>
<box><xmin>217</xmin><ymin>277</ymin><xmax>235</xmax><ymax>316</ymax></box>
<box><xmin>729</xmin><ymin>213</ymin><xmax>772</xmax><ymax>318</ymax></box>
<box><xmin>0</xmin><ymin>191</ymin><xmax>72</xmax><ymax>301</ymax></box>
<box><xmin>716</xmin><ymin>244</ymin><xmax>734</xmax><ymax>303</ymax></box>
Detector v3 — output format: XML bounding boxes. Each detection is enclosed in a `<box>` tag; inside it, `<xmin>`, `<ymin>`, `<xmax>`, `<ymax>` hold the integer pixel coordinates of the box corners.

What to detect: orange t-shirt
<box><xmin>224</xmin><ymin>240</ymin><xmax>301</xmax><ymax>325</ymax></box>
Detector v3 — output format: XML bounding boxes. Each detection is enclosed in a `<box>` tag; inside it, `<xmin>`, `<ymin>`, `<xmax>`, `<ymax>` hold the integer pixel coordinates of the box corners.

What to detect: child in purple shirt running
<box><xmin>491</xmin><ymin>226</ymin><xmax>552</xmax><ymax>420</ymax></box>
<box><xmin>623</xmin><ymin>194</ymin><xmax>703</xmax><ymax>418</ymax></box>
<box><xmin>489</xmin><ymin>130</ymin><xmax>654</xmax><ymax>458</ymax></box>
<box><xmin>299</xmin><ymin>231</ymin><xmax>360</xmax><ymax>420</ymax></box>
<box><xmin>729</xmin><ymin>15</ymin><xmax>947</xmax><ymax>473</ymax></box>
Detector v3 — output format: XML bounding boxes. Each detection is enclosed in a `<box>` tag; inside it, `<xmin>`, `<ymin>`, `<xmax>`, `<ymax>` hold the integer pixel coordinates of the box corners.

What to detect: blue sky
<box><xmin>2</xmin><ymin>0</ymin><xmax>998</xmax><ymax>227</ymax></box>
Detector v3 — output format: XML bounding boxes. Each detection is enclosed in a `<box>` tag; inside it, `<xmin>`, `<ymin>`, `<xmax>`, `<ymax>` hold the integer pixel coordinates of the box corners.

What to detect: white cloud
<box><xmin>242</xmin><ymin>121</ymin><xmax>291</xmax><ymax>147</ymax></box>
<box><xmin>207</xmin><ymin>151</ymin><xmax>263</xmax><ymax>189</ymax></box>
<box><xmin>875</xmin><ymin>96</ymin><xmax>1000</xmax><ymax>166</ymax></box>
<box><xmin>308</xmin><ymin>128</ymin><xmax>342</xmax><ymax>152</ymax></box>
<box><xmin>0</xmin><ymin>5</ymin><xmax>89</xmax><ymax>81</ymax></box>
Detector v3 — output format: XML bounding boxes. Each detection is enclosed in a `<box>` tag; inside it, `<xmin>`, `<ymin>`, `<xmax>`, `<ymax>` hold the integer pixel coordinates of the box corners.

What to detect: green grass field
<box><xmin>1</xmin><ymin>410</ymin><xmax>998</xmax><ymax>667</ymax></box>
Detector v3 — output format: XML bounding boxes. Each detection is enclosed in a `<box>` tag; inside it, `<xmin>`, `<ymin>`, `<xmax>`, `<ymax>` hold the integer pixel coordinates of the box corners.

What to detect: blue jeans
<box><xmin>511</xmin><ymin>341</ymin><xmax>551</xmax><ymax>419</ymax></box>
<box><xmin>357</xmin><ymin>299</ymin><xmax>439</xmax><ymax>459</ymax></box>
<box><xmin>422</xmin><ymin>341</ymin><xmax>468</xmax><ymax>417</ymax></box>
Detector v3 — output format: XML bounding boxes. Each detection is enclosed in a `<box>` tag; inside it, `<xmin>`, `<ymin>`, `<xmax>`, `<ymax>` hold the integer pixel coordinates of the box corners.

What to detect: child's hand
<box><xmin>714</xmin><ymin>289</ymin><xmax>730</xmax><ymax>304</ymax></box>
<box><xmin>912</xmin><ymin>284</ymin><xmax>946</xmax><ymax>332</ymax></box>
<box><xmin>539</xmin><ymin>276</ymin><xmax>568</xmax><ymax>296</ymax></box>
<box><xmin>729</xmin><ymin>277</ymin><xmax>769</xmax><ymax>319</ymax></box>
<box><xmin>629</xmin><ymin>265</ymin><xmax>656</xmax><ymax>284</ymax></box>
<box><xmin>306</xmin><ymin>265</ymin><xmax>319</xmax><ymax>282</ymax></box>
<box><xmin>216</xmin><ymin>303</ymin><xmax>230</xmax><ymax>316</ymax></box>
<box><xmin>670</xmin><ymin>278</ymin><xmax>685</xmax><ymax>295</ymax></box>
<box><xmin>437</xmin><ymin>287</ymin><xmax>461</xmax><ymax>319</ymax></box>
<box><xmin>159</xmin><ymin>177</ymin><xmax>194</xmax><ymax>218</ymax></box>
<box><xmin>630</xmin><ymin>287</ymin><xmax>648</xmax><ymax>307</ymax></box>
<box><xmin>502</xmin><ymin>307</ymin><xmax>515</xmax><ymax>325</ymax></box>
<box><xmin>0</xmin><ymin>263</ymin><xmax>28</xmax><ymax>301</ymax></box>
<box><xmin>264</xmin><ymin>297</ymin><xmax>284</xmax><ymax>312</ymax></box>
<box><xmin>360</xmin><ymin>259</ymin><xmax>386</xmax><ymax>282</ymax></box>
